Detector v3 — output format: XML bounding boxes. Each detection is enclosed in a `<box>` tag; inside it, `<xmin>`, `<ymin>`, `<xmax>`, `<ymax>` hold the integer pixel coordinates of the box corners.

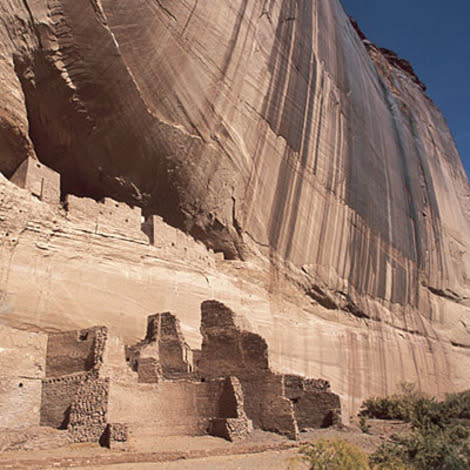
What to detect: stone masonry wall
<box><xmin>197</xmin><ymin>300</ymin><xmax>342</xmax><ymax>439</ymax></box>
<box><xmin>208</xmin><ymin>376</ymin><xmax>253</xmax><ymax>441</ymax></box>
<box><xmin>68</xmin><ymin>377</ymin><xmax>110</xmax><ymax>443</ymax></box>
<box><xmin>107</xmin><ymin>380</ymin><xmax>222</xmax><ymax>437</ymax></box>
<box><xmin>147</xmin><ymin>313</ymin><xmax>193</xmax><ymax>378</ymax></box>
<box><xmin>40</xmin><ymin>374</ymin><xmax>88</xmax><ymax>429</ymax></box>
<box><xmin>8</xmin><ymin>159</ymin><xmax>220</xmax><ymax>270</ymax></box>
<box><xmin>45</xmin><ymin>327</ymin><xmax>107</xmax><ymax>377</ymax></box>
<box><xmin>10</xmin><ymin>157</ymin><xmax>60</xmax><ymax>205</ymax></box>
<box><xmin>127</xmin><ymin>312</ymin><xmax>193</xmax><ymax>381</ymax></box>
<box><xmin>65</xmin><ymin>195</ymin><xmax>146</xmax><ymax>241</ymax></box>
<box><xmin>284</xmin><ymin>375</ymin><xmax>341</xmax><ymax>430</ymax></box>
<box><xmin>142</xmin><ymin>215</ymin><xmax>218</xmax><ymax>267</ymax></box>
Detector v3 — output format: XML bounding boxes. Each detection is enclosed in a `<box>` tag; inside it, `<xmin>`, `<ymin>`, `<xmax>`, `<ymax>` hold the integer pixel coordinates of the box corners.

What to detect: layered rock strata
<box><xmin>0</xmin><ymin>0</ymin><xmax>469</xmax><ymax>423</ymax></box>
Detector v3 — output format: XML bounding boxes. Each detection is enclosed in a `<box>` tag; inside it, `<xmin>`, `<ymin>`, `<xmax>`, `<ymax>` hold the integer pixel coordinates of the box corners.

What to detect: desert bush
<box><xmin>370</xmin><ymin>425</ymin><xmax>470</xmax><ymax>470</ymax></box>
<box><xmin>362</xmin><ymin>384</ymin><xmax>470</xmax><ymax>428</ymax></box>
<box><xmin>364</xmin><ymin>386</ymin><xmax>470</xmax><ymax>469</ymax></box>
<box><xmin>297</xmin><ymin>439</ymin><xmax>370</xmax><ymax>470</ymax></box>
<box><xmin>359</xmin><ymin>415</ymin><xmax>370</xmax><ymax>434</ymax></box>
<box><xmin>361</xmin><ymin>382</ymin><xmax>432</xmax><ymax>422</ymax></box>
<box><xmin>439</xmin><ymin>389</ymin><xmax>470</xmax><ymax>421</ymax></box>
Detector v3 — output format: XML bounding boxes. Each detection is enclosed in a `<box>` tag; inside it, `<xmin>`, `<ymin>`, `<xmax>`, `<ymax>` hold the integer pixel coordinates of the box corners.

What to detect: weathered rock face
<box><xmin>0</xmin><ymin>0</ymin><xmax>469</xmax><ymax>419</ymax></box>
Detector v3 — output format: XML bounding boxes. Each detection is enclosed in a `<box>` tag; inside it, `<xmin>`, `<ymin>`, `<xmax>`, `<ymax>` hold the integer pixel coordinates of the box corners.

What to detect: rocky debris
<box><xmin>0</xmin><ymin>426</ymin><xmax>71</xmax><ymax>453</ymax></box>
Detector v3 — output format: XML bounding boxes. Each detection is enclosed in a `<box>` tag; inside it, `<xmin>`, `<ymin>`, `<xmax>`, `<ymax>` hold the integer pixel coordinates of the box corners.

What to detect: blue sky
<box><xmin>341</xmin><ymin>0</ymin><xmax>470</xmax><ymax>180</ymax></box>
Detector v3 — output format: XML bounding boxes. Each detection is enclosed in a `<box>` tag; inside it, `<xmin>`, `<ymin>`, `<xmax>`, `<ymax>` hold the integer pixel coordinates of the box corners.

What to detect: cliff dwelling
<box><xmin>0</xmin><ymin>0</ymin><xmax>469</xmax><ymax>466</ymax></box>
<box><xmin>6</xmin><ymin>300</ymin><xmax>341</xmax><ymax>449</ymax></box>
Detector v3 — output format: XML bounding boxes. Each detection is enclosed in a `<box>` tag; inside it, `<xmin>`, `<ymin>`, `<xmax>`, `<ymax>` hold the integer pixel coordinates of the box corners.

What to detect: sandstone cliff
<box><xmin>1</xmin><ymin>0</ymin><xmax>469</xmax><ymax>418</ymax></box>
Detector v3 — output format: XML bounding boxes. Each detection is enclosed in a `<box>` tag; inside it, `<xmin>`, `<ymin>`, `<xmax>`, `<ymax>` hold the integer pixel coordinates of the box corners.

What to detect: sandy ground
<box><xmin>0</xmin><ymin>421</ymin><xmax>407</xmax><ymax>469</ymax></box>
<box><xmin>75</xmin><ymin>449</ymin><xmax>303</xmax><ymax>470</ymax></box>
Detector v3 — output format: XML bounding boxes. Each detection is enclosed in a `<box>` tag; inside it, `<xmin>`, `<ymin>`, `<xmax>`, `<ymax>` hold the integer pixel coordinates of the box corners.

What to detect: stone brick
<box><xmin>127</xmin><ymin>312</ymin><xmax>193</xmax><ymax>381</ymax></box>
<box><xmin>10</xmin><ymin>158</ymin><xmax>60</xmax><ymax>205</ymax></box>
<box><xmin>65</xmin><ymin>195</ymin><xmax>145</xmax><ymax>240</ymax></box>
<box><xmin>142</xmin><ymin>215</ymin><xmax>216</xmax><ymax>267</ymax></box>
<box><xmin>68</xmin><ymin>377</ymin><xmax>109</xmax><ymax>443</ymax></box>
<box><xmin>40</xmin><ymin>374</ymin><xmax>88</xmax><ymax>429</ymax></box>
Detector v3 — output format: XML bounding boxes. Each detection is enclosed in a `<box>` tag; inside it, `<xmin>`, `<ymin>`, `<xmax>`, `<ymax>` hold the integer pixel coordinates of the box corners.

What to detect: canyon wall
<box><xmin>0</xmin><ymin>0</ymin><xmax>469</xmax><ymax>419</ymax></box>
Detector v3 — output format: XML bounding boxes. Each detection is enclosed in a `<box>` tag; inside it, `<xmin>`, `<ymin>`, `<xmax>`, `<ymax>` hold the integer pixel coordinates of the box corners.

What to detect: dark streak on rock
<box><xmin>155</xmin><ymin>0</ymin><xmax>177</xmax><ymax>23</ymax></box>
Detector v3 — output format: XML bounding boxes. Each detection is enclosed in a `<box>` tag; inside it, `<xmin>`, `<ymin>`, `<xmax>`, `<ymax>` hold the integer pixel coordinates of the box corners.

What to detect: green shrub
<box><xmin>364</xmin><ymin>386</ymin><xmax>470</xmax><ymax>469</ymax></box>
<box><xmin>439</xmin><ymin>389</ymin><xmax>470</xmax><ymax>421</ymax></box>
<box><xmin>298</xmin><ymin>439</ymin><xmax>370</xmax><ymax>470</ymax></box>
<box><xmin>370</xmin><ymin>425</ymin><xmax>470</xmax><ymax>470</ymax></box>
<box><xmin>362</xmin><ymin>384</ymin><xmax>470</xmax><ymax>427</ymax></box>
<box><xmin>359</xmin><ymin>415</ymin><xmax>370</xmax><ymax>434</ymax></box>
<box><xmin>361</xmin><ymin>382</ymin><xmax>432</xmax><ymax>422</ymax></box>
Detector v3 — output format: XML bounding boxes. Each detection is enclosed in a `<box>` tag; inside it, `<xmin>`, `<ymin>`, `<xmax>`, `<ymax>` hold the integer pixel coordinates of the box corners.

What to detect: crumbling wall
<box><xmin>100</xmin><ymin>423</ymin><xmax>128</xmax><ymax>450</ymax></box>
<box><xmin>142</xmin><ymin>215</ymin><xmax>218</xmax><ymax>267</ymax></box>
<box><xmin>65</xmin><ymin>195</ymin><xmax>145</xmax><ymax>241</ymax></box>
<box><xmin>40</xmin><ymin>374</ymin><xmax>87</xmax><ymax>429</ymax></box>
<box><xmin>127</xmin><ymin>312</ymin><xmax>193</xmax><ymax>381</ymax></box>
<box><xmin>100</xmin><ymin>332</ymin><xmax>136</xmax><ymax>382</ymax></box>
<box><xmin>209</xmin><ymin>376</ymin><xmax>253</xmax><ymax>441</ymax></box>
<box><xmin>10</xmin><ymin>157</ymin><xmax>60</xmax><ymax>205</ymax></box>
<box><xmin>147</xmin><ymin>313</ymin><xmax>193</xmax><ymax>378</ymax></box>
<box><xmin>32</xmin><ymin>302</ymin><xmax>339</xmax><ymax>445</ymax></box>
<box><xmin>45</xmin><ymin>327</ymin><xmax>107</xmax><ymax>377</ymax></box>
<box><xmin>197</xmin><ymin>300</ymin><xmax>341</xmax><ymax>439</ymax></box>
<box><xmin>39</xmin><ymin>326</ymin><xmax>132</xmax><ymax>444</ymax></box>
<box><xmin>198</xmin><ymin>300</ymin><xmax>269</xmax><ymax>377</ymax></box>
<box><xmin>283</xmin><ymin>375</ymin><xmax>341</xmax><ymax>430</ymax></box>
<box><xmin>0</xmin><ymin>326</ymin><xmax>47</xmax><ymax>428</ymax></box>
<box><xmin>68</xmin><ymin>377</ymin><xmax>110</xmax><ymax>443</ymax></box>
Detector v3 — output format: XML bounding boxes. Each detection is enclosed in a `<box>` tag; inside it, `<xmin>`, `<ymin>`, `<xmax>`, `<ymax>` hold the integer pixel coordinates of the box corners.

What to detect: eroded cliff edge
<box><xmin>1</xmin><ymin>0</ymin><xmax>469</xmax><ymax>416</ymax></box>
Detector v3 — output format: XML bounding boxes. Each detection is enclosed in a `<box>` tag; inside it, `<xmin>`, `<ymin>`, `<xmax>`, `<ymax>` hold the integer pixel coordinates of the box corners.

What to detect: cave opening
<box><xmin>11</xmin><ymin>49</ymin><xmax>187</xmax><ymax>232</ymax></box>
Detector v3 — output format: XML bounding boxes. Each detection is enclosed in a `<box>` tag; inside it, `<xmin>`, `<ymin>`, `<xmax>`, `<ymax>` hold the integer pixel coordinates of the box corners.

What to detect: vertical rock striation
<box><xmin>0</xmin><ymin>0</ymin><xmax>469</xmax><ymax>415</ymax></box>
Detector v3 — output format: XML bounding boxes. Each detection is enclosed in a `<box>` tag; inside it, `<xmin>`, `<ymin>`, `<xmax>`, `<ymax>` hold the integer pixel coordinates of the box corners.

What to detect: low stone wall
<box><xmin>40</xmin><ymin>374</ymin><xmax>88</xmax><ymax>429</ymax></box>
<box><xmin>284</xmin><ymin>375</ymin><xmax>341</xmax><ymax>430</ymax></box>
<box><xmin>142</xmin><ymin>215</ymin><xmax>217</xmax><ymax>267</ymax></box>
<box><xmin>65</xmin><ymin>195</ymin><xmax>146</xmax><ymax>241</ymax></box>
<box><xmin>108</xmin><ymin>380</ymin><xmax>222</xmax><ymax>437</ymax></box>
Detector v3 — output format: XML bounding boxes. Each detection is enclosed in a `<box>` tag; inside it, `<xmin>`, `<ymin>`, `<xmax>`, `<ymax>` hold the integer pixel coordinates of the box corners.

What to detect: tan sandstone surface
<box><xmin>0</xmin><ymin>0</ymin><xmax>470</xmax><ymax>441</ymax></box>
